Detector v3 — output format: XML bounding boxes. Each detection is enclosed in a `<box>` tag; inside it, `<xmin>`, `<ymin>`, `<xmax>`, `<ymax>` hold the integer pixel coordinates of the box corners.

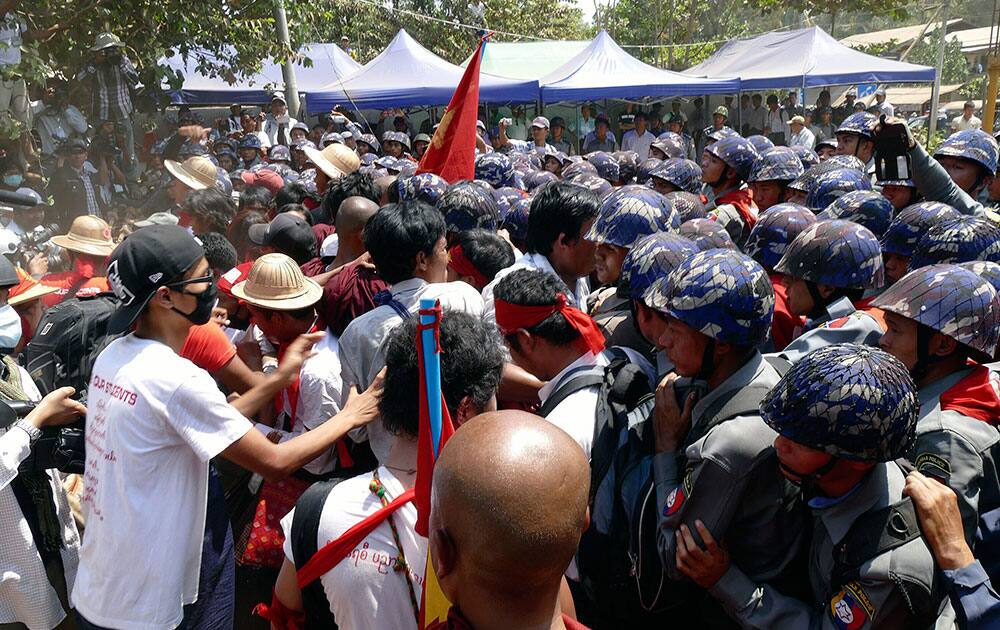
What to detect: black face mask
<box><xmin>168</xmin><ymin>277</ymin><xmax>217</xmax><ymax>326</ymax></box>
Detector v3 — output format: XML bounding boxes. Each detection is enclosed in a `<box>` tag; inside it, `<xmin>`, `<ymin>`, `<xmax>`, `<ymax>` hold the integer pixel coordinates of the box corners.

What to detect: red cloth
<box><xmin>40</xmin><ymin>258</ymin><xmax>110</xmax><ymax>307</ymax></box>
<box><xmin>770</xmin><ymin>273</ymin><xmax>804</xmax><ymax>351</ymax></box>
<box><xmin>312</xmin><ymin>223</ymin><xmax>336</xmax><ymax>249</ymax></box>
<box><xmin>217</xmin><ymin>261</ymin><xmax>253</xmax><ymax>298</ymax></box>
<box><xmin>940</xmin><ymin>365</ymin><xmax>1000</xmax><ymax>426</ymax></box>
<box><xmin>416</xmin><ymin>37</ymin><xmax>486</xmax><ymax>183</ymax></box>
<box><xmin>317</xmin><ymin>261</ymin><xmax>389</xmax><ymax>336</ymax></box>
<box><xmin>299</xmin><ymin>257</ymin><xmax>326</xmax><ymax>277</ymax></box>
<box><xmin>426</xmin><ymin>609</ymin><xmax>590</xmax><ymax>629</ymax></box>
<box><xmin>296</xmin><ymin>487</ymin><xmax>416</xmax><ymax>588</ymax></box>
<box><xmin>180</xmin><ymin>322</ymin><xmax>237</xmax><ymax>372</ymax></box>
<box><xmin>253</xmin><ymin>591</ymin><xmax>306</xmax><ymax>630</ymax></box>
<box><xmin>715</xmin><ymin>188</ymin><xmax>758</xmax><ymax>233</ymax></box>
<box><xmin>495</xmin><ymin>294</ymin><xmax>606</xmax><ymax>356</ymax></box>
<box><xmin>447</xmin><ymin>244</ymin><xmax>489</xmax><ymax>288</ymax></box>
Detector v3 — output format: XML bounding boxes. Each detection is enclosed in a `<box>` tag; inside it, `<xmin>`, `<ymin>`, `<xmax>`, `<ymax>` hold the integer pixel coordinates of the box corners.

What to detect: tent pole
<box><xmin>273</xmin><ymin>0</ymin><xmax>300</xmax><ymax>118</ymax></box>
<box><xmin>928</xmin><ymin>7</ymin><xmax>948</xmax><ymax>143</ymax></box>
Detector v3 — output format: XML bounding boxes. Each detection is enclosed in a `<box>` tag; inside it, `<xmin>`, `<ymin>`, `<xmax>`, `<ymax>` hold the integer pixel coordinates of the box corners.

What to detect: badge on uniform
<box><xmin>663</xmin><ymin>468</ymin><xmax>694</xmax><ymax>517</ymax></box>
<box><xmin>829</xmin><ymin>581</ymin><xmax>875</xmax><ymax>629</ymax></box>
<box><xmin>914</xmin><ymin>452</ymin><xmax>952</xmax><ymax>482</ymax></box>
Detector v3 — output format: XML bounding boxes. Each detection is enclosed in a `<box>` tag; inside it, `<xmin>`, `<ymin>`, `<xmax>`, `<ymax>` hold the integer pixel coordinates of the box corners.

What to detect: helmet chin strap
<box><xmin>911</xmin><ymin>323</ymin><xmax>944</xmax><ymax>384</ymax></box>
<box><xmin>780</xmin><ymin>456</ymin><xmax>839</xmax><ymax>498</ymax></box>
<box><xmin>805</xmin><ymin>281</ymin><xmax>829</xmax><ymax>320</ymax></box>
<box><xmin>696</xmin><ymin>337</ymin><xmax>716</xmax><ymax>382</ymax></box>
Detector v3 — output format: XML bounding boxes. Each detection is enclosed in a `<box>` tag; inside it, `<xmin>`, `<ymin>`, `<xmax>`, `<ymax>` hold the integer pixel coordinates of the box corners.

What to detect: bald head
<box><xmin>335</xmin><ymin>196</ymin><xmax>379</xmax><ymax>238</ymax></box>
<box><xmin>430</xmin><ymin>410</ymin><xmax>589</xmax><ymax>600</ymax></box>
<box><xmin>374</xmin><ymin>175</ymin><xmax>398</xmax><ymax>205</ymax></box>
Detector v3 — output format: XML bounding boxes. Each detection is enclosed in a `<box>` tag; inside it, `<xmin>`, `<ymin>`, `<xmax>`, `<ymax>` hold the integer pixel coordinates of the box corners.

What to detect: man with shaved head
<box><xmin>429</xmin><ymin>410</ymin><xmax>591</xmax><ymax>629</ymax></box>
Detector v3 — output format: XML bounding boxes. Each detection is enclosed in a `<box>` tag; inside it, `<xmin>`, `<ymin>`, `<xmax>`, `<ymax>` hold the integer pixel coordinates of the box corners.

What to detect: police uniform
<box><xmin>709</xmin><ymin>461</ymin><xmax>942</xmax><ymax>629</ymax></box>
<box><xmin>587</xmin><ymin>286</ymin><xmax>653</xmax><ymax>359</ymax></box>
<box><xmin>655</xmin><ymin>352</ymin><xmax>804</xmax><ymax>591</ymax></box>
<box><xmin>911</xmin><ymin>368</ymin><xmax>1000</xmax><ymax>543</ymax></box>
<box><xmin>768</xmin><ymin>298</ymin><xmax>884</xmax><ymax>369</ymax></box>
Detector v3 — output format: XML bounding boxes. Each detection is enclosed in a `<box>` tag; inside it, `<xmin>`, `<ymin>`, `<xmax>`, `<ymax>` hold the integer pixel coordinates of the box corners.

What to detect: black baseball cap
<box><xmin>248</xmin><ymin>213</ymin><xmax>316</xmax><ymax>253</ymax></box>
<box><xmin>106</xmin><ymin>225</ymin><xmax>206</xmax><ymax>334</ymax></box>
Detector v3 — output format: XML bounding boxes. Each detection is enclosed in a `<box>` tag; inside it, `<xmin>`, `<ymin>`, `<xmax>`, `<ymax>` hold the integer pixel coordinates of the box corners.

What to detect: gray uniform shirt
<box><xmin>768</xmin><ymin>299</ymin><xmax>884</xmax><ymax>370</ymax></box>
<box><xmin>654</xmin><ymin>353</ymin><xmax>804</xmax><ymax>588</ymax></box>
<box><xmin>709</xmin><ymin>462</ymin><xmax>941</xmax><ymax>629</ymax></box>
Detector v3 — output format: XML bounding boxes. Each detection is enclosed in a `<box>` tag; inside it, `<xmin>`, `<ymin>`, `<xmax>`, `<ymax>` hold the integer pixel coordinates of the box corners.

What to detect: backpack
<box><xmin>23</xmin><ymin>292</ymin><xmax>121</xmax><ymax>401</ymax></box>
<box><xmin>289</xmin><ymin>479</ymin><xmax>344</xmax><ymax>629</ymax></box>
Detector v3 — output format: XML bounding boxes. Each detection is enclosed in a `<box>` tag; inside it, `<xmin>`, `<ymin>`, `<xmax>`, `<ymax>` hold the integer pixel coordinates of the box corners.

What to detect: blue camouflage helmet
<box><xmin>502</xmin><ymin>197</ymin><xmax>531</xmax><ymax>244</ymax></box>
<box><xmin>475</xmin><ymin>152</ymin><xmax>517</xmax><ymax>188</ymax></box>
<box><xmin>268</xmin><ymin>145</ymin><xmax>291</xmax><ymax>163</ymax></box>
<box><xmin>760</xmin><ymin>343</ymin><xmax>917</xmax><ymax>462</ymax></box>
<box><xmin>615</xmin><ymin>151</ymin><xmax>640</xmax><ymax>183</ymax></box>
<box><xmin>375</xmin><ymin>155</ymin><xmax>397</xmax><ymax>169</ymax></box>
<box><xmin>747</xmin><ymin>135</ymin><xmax>775</xmax><ymax>153</ymax></box>
<box><xmin>664</xmin><ymin>191</ymin><xmax>707</xmax><ymax>222</ymax></box>
<box><xmin>525</xmin><ymin>170</ymin><xmax>559</xmax><ymax>192</ymax></box>
<box><xmin>437</xmin><ymin>181</ymin><xmax>500</xmax><ymax>232</ymax></box>
<box><xmin>824</xmin><ymin>154</ymin><xmax>867</xmax><ymax>171</ymax></box>
<box><xmin>678</xmin><ymin>218</ymin><xmax>736</xmax><ymax>251</ymax></box>
<box><xmin>817</xmin><ymin>190</ymin><xmax>894</xmax><ymax>239</ymax></box>
<box><xmin>748</xmin><ymin>147</ymin><xmax>805</xmax><ymax>183</ymax></box>
<box><xmin>650</xmin><ymin>158</ymin><xmax>703</xmax><ymax>194</ymax></box>
<box><xmin>873</xmin><ymin>264</ymin><xmax>1000</xmax><ymax>357</ymax></box>
<box><xmin>877</xmin><ymin>177</ymin><xmax>916</xmax><ymax>188</ymax></box>
<box><xmin>790</xmin><ymin>145</ymin><xmax>820</xmax><ymax>170</ymax></box>
<box><xmin>360</xmin><ymin>152</ymin><xmax>378</xmax><ymax>166</ymax></box>
<box><xmin>358</xmin><ymin>133</ymin><xmax>381</xmax><ymax>153</ymax></box>
<box><xmin>561</xmin><ymin>160</ymin><xmax>599</xmax><ymax>180</ymax></box>
<box><xmin>707</xmin><ymin>126</ymin><xmax>740</xmax><ymax>142</ymax></box>
<box><xmin>213</xmin><ymin>138</ymin><xmax>237</xmax><ymax>153</ymax></box>
<box><xmin>397</xmin><ymin>172</ymin><xmax>449</xmax><ymax>205</ymax></box>
<box><xmin>805</xmin><ymin>167</ymin><xmax>872</xmax><ymax>210</ymax></box>
<box><xmin>706</xmin><ymin>136</ymin><xmax>759</xmax><ymax>182</ymax></box>
<box><xmin>291</xmin><ymin>138</ymin><xmax>317</xmax><ymax>152</ymax></box>
<box><xmin>382</xmin><ymin>130</ymin><xmax>411</xmax><ymax>150</ymax></box>
<box><xmin>569</xmin><ymin>173</ymin><xmax>613</xmax><ymax>198</ymax></box>
<box><xmin>636</xmin><ymin>158</ymin><xmax>663</xmax><ymax>184</ymax></box>
<box><xmin>744</xmin><ymin>203</ymin><xmax>817</xmax><ymax>270</ymax></box>
<box><xmin>238</xmin><ymin>135</ymin><xmax>262</xmax><ymax>150</ymax></box>
<box><xmin>395</xmin><ymin>160</ymin><xmax>418</xmax><ymax>177</ymax></box>
<box><xmin>835</xmin><ymin>112</ymin><xmax>878</xmax><ymax>139</ymax></box>
<box><xmin>178</xmin><ymin>142</ymin><xmax>208</xmax><ymax>158</ymax></box>
<box><xmin>960</xmin><ymin>260</ymin><xmax>1000</xmax><ymax>296</ymax></box>
<box><xmin>775</xmin><ymin>219</ymin><xmax>885</xmax><ymax>289</ymax></box>
<box><xmin>909</xmin><ymin>215</ymin><xmax>1000</xmax><ymax>269</ymax></box>
<box><xmin>651</xmin><ymin>133</ymin><xmax>687</xmax><ymax>159</ymax></box>
<box><xmin>619</xmin><ymin>232</ymin><xmax>699</xmax><ymax>300</ymax></box>
<box><xmin>586</xmin><ymin>186</ymin><xmax>680</xmax><ymax>247</ymax></box>
<box><xmin>495</xmin><ymin>186</ymin><xmax>527</xmax><ymax>220</ymax></box>
<box><xmin>643</xmin><ymin>248</ymin><xmax>774</xmax><ymax>346</ymax></box>
<box><xmin>587</xmin><ymin>151</ymin><xmax>621</xmax><ymax>183</ymax></box>
<box><xmin>933</xmin><ymin>129</ymin><xmax>1000</xmax><ymax>175</ymax></box>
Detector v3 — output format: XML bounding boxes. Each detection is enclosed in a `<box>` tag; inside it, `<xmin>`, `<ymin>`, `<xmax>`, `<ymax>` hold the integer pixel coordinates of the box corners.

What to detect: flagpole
<box><xmin>419</xmin><ymin>298</ymin><xmax>443</xmax><ymax>455</ymax></box>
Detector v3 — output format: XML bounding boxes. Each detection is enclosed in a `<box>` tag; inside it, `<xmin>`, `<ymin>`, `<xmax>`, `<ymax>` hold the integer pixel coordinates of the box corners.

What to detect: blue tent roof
<box><xmin>304</xmin><ymin>30</ymin><xmax>538</xmax><ymax>112</ymax></box>
<box><xmin>683</xmin><ymin>26</ymin><xmax>935</xmax><ymax>90</ymax></box>
<box><xmin>538</xmin><ymin>30</ymin><xmax>740</xmax><ymax>102</ymax></box>
<box><xmin>162</xmin><ymin>43</ymin><xmax>362</xmax><ymax>105</ymax></box>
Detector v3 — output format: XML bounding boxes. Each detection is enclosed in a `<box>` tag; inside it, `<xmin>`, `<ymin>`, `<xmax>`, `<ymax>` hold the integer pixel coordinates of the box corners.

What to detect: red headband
<box><xmin>448</xmin><ymin>245</ymin><xmax>490</xmax><ymax>289</ymax></box>
<box><xmin>495</xmin><ymin>293</ymin><xmax>606</xmax><ymax>356</ymax></box>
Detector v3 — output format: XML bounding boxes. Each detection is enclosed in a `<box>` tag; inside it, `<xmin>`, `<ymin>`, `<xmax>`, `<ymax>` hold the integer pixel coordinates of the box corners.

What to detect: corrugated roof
<box><xmin>947</xmin><ymin>26</ymin><xmax>995</xmax><ymax>53</ymax></box>
<box><xmin>840</xmin><ymin>19</ymin><xmax>970</xmax><ymax>48</ymax></box>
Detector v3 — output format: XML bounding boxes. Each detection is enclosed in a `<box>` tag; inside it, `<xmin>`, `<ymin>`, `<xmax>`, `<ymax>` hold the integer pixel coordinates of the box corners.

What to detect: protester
<box><xmin>39</xmin><ymin>215</ymin><xmax>115</xmax><ymax>305</ymax></box>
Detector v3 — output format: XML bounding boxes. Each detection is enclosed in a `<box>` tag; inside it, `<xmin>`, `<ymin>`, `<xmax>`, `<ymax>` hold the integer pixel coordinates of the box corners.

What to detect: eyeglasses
<box><xmin>165</xmin><ymin>274</ymin><xmax>213</xmax><ymax>293</ymax></box>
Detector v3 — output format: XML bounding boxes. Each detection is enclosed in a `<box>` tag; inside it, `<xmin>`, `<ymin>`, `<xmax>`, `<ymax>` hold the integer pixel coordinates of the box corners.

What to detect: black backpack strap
<box><xmin>290</xmin><ymin>479</ymin><xmax>343</xmax><ymax>629</ymax></box>
<box><xmin>831</xmin><ymin>496</ymin><xmax>922</xmax><ymax>593</ymax></box>
<box><xmin>537</xmin><ymin>368</ymin><xmax>605</xmax><ymax>418</ymax></box>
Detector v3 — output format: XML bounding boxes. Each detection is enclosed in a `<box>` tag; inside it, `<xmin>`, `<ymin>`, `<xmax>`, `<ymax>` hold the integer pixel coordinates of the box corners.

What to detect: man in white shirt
<box><xmin>262</xmin><ymin>92</ymin><xmax>298</xmax><ymax>147</ymax></box>
<box><xmin>787</xmin><ymin>115</ymin><xmax>816</xmax><ymax>150</ymax></box>
<box><xmin>338</xmin><ymin>201</ymin><xmax>484</xmax><ymax>463</ymax></box>
<box><xmin>268</xmin><ymin>311</ymin><xmax>504</xmax><ymax>629</ymax></box>
<box><xmin>482</xmin><ymin>180</ymin><xmax>599</xmax><ymax>321</ymax></box>
<box><xmin>747</xmin><ymin>94</ymin><xmax>767</xmax><ymax>135</ymax></box>
<box><xmin>31</xmin><ymin>85</ymin><xmax>89</xmax><ymax>157</ymax></box>
<box><xmin>763</xmin><ymin>95</ymin><xmax>789</xmax><ymax>145</ymax></box>
<box><xmin>621</xmin><ymin>112</ymin><xmax>656</xmax><ymax>160</ymax></box>
<box><xmin>951</xmin><ymin>101</ymin><xmax>983</xmax><ymax>133</ymax></box>
<box><xmin>874</xmin><ymin>88</ymin><xmax>895</xmax><ymax>118</ymax></box>
<box><xmin>72</xmin><ymin>226</ymin><xmax>381</xmax><ymax>630</ymax></box>
<box><xmin>496</xmin><ymin>116</ymin><xmax>555</xmax><ymax>155</ymax></box>
<box><xmin>738</xmin><ymin>94</ymin><xmax>753</xmax><ymax>135</ymax></box>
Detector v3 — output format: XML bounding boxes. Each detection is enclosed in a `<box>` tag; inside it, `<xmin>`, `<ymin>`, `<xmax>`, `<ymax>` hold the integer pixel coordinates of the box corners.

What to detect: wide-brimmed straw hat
<box><xmin>303</xmin><ymin>143</ymin><xmax>360</xmax><ymax>180</ymax></box>
<box><xmin>8</xmin><ymin>268</ymin><xmax>58</xmax><ymax>306</ymax></box>
<box><xmin>230</xmin><ymin>253</ymin><xmax>322</xmax><ymax>310</ymax></box>
<box><xmin>164</xmin><ymin>156</ymin><xmax>218</xmax><ymax>190</ymax></box>
<box><xmin>51</xmin><ymin>215</ymin><xmax>116</xmax><ymax>257</ymax></box>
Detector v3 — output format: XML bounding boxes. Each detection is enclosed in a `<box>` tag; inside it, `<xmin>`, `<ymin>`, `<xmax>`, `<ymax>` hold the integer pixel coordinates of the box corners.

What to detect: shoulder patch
<box><xmin>914</xmin><ymin>452</ymin><xmax>952</xmax><ymax>481</ymax></box>
<box><xmin>823</xmin><ymin>315</ymin><xmax>852</xmax><ymax>330</ymax></box>
<box><xmin>663</xmin><ymin>468</ymin><xmax>694</xmax><ymax>517</ymax></box>
<box><xmin>829</xmin><ymin>580</ymin><xmax>875</xmax><ymax>629</ymax></box>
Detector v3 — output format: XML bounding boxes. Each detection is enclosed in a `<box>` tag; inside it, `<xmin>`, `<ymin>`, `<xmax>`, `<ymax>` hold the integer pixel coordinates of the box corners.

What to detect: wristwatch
<box><xmin>12</xmin><ymin>419</ymin><xmax>41</xmax><ymax>445</ymax></box>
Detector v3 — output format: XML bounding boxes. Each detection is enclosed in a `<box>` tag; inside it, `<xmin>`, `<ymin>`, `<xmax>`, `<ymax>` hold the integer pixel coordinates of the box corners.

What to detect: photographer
<box><xmin>75</xmin><ymin>33</ymin><xmax>138</xmax><ymax>176</ymax></box>
<box><xmin>46</xmin><ymin>138</ymin><xmax>107</xmax><ymax>226</ymax></box>
<box><xmin>30</xmin><ymin>84</ymin><xmax>88</xmax><ymax>158</ymax></box>
<box><xmin>0</xmin><ymin>250</ymin><xmax>87</xmax><ymax>629</ymax></box>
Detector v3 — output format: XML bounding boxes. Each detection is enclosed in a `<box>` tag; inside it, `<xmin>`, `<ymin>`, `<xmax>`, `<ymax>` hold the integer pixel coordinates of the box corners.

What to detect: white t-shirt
<box><xmin>72</xmin><ymin>335</ymin><xmax>253</xmax><ymax>630</ymax></box>
<box><xmin>0</xmin><ymin>13</ymin><xmax>25</xmax><ymax>68</ymax></box>
<box><xmin>621</xmin><ymin>129</ymin><xmax>656</xmax><ymax>160</ymax></box>
<box><xmin>281</xmin><ymin>466</ymin><xmax>425</xmax><ymax>630</ymax></box>
<box><xmin>952</xmin><ymin>114</ymin><xmax>983</xmax><ymax>132</ymax></box>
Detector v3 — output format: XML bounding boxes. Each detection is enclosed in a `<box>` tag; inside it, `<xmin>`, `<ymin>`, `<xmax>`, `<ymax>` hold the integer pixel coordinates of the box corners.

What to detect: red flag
<box><xmin>416</xmin><ymin>38</ymin><xmax>487</xmax><ymax>183</ymax></box>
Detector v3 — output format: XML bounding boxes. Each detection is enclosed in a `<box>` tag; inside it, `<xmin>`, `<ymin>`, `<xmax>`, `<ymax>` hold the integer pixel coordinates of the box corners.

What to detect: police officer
<box><xmin>878</xmin><ymin>176</ymin><xmax>919</xmax><ymax>212</ymax></box>
<box><xmin>649</xmin><ymin>132</ymin><xmax>688</xmax><ymax>161</ymax></box>
<box><xmin>746</xmin><ymin>147</ymin><xmax>804</xmax><ymax>212</ymax></box>
<box><xmin>880</xmin><ymin>202</ymin><xmax>960</xmax><ymax>285</ymax></box>
<box><xmin>804</xmin><ymin>166</ymin><xmax>872</xmax><ymax>211</ymax></box>
<box><xmin>908</xmin><ymin>215</ymin><xmax>1000</xmax><ymax>270</ymax></box>
<box><xmin>701</xmin><ymin>135</ymin><xmax>759</xmax><ymax>248</ymax></box>
<box><xmin>817</xmin><ymin>190</ymin><xmax>894</xmax><ymax>240</ymax></box>
<box><xmin>237</xmin><ymin>134</ymin><xmax>264</xmax><ymax>170</ymax></box>
<box><xmin>834</xmin><ymin>112</ymin><xmax>878</xmax><ymax>173</ymax></box>
<box><xmin>618</xmin><ymin>232</ymin><xmax>698</xmax><ymax>376</ymax></box>
<box><xmin>646</xmin><ymin>249</ymin><xmax>805</xmax><ymax>624</ymax></box>
<box><xmin>583</xmin><ymin>187</ymin><xmax>681</xmax><ymax>357</ymax></box>
<box><xmin>873</xmin><ymin>265</ymin><xmax>1000</xmax><ymax>542</ymax></box>
<box><xmin>649</xmin><ymin>159</ymin><xmax>702</xmax><ymax>196</ymax></box>
<box><xmin>676</xmin><ymin>343</ymin><xmax>944</xmax><ymax>629</ymax></box>
<box><xmin>770</xmin><ymin>219</ymin><xmax>886</xmax><ymax>365</ymax></box>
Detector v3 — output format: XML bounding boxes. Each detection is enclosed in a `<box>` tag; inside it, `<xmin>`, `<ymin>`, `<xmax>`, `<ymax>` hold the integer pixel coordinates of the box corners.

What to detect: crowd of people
<box><xmin>3</xmin><ymin>27</ymin><xmax>1000</xmax><ymax>630</ymax></box>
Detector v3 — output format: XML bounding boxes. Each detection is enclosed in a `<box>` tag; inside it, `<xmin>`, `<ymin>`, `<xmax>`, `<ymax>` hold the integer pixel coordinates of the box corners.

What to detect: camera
<box><xmin>0</xmin><ymin>400</ymin><xmax>85</xmax><ymax>474</ymax></box>
<box><xmin>17</xmin><ymin>224</ymin><xmax>63</xmax><ymax>265</ymax></box>
<box><xmin>91</xmin><ymin>129</ymin><xmax>122</xmax><ymax>159</ymax></box>
<box><xmin>873</xmin><ymin>115</ymin><xmax>912</xmax><ymax>182</ymax></box>
<box><xmin>500</xmin><ymin>117</ymin><xmax>512</xmax><ymax>126</ymax></box>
